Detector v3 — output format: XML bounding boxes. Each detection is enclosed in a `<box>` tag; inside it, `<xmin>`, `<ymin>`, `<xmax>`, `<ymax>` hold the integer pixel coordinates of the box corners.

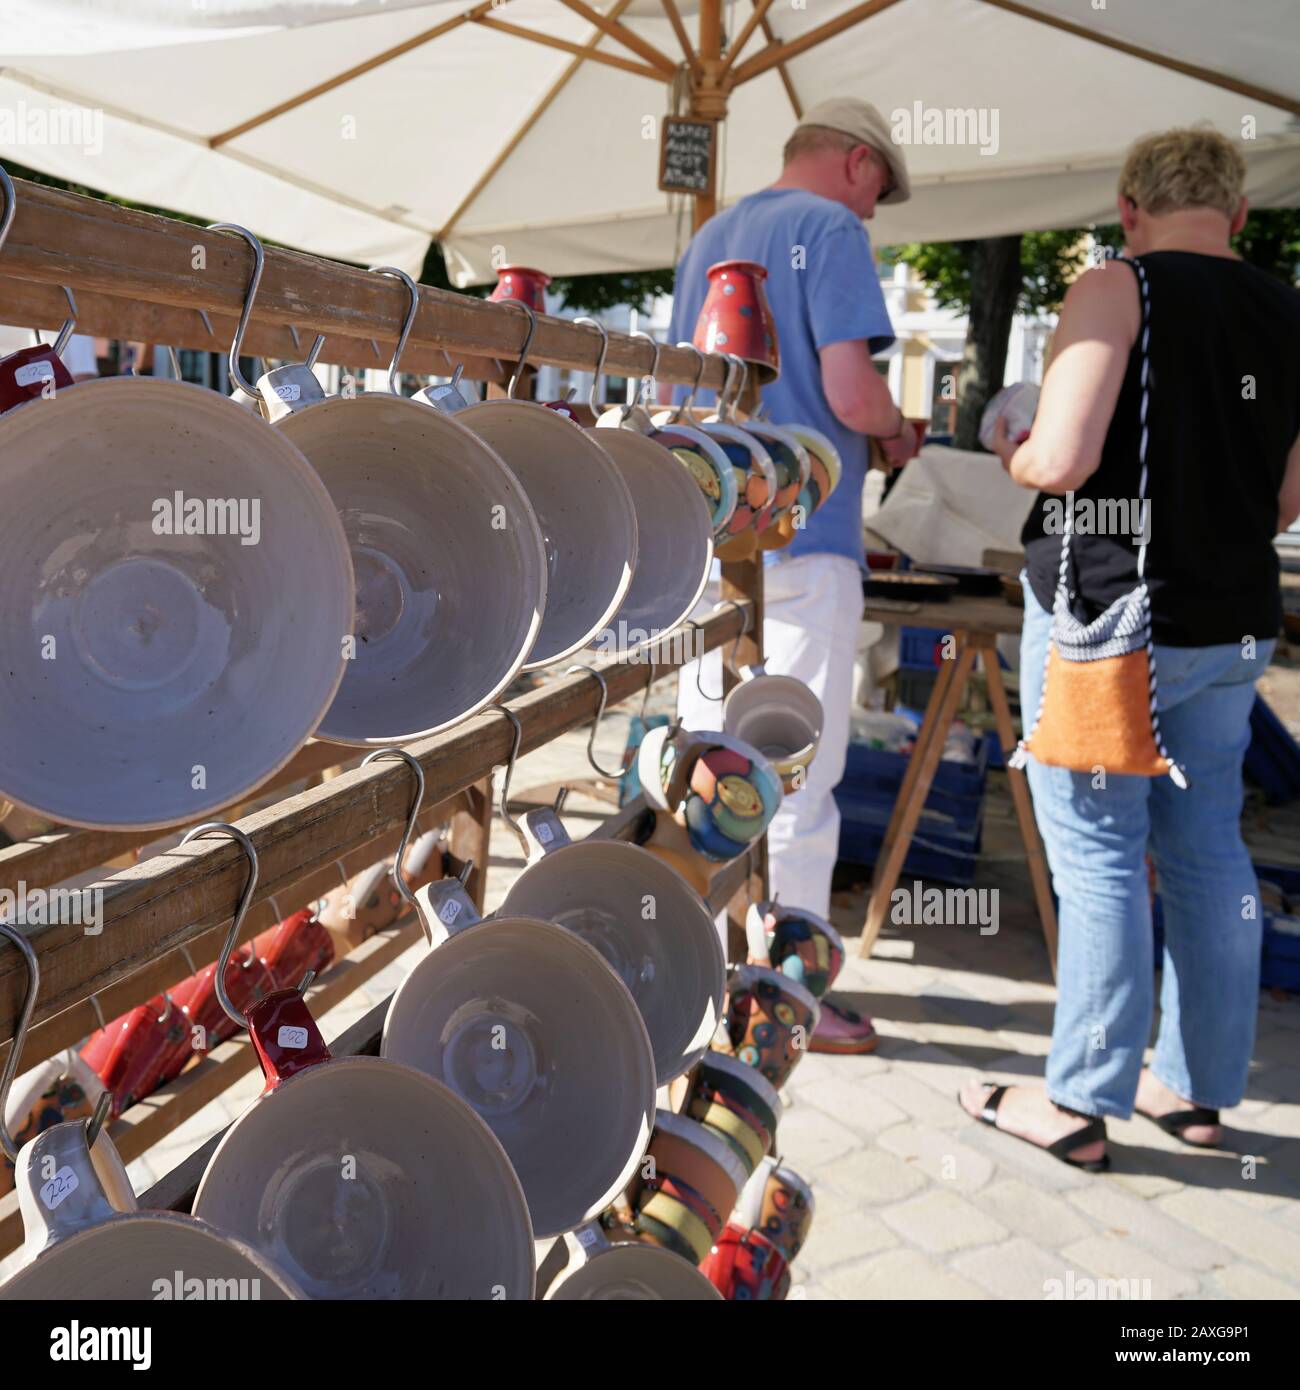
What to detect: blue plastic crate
<box><xmin>900</xmin><ymin>626</ymin><xmax>947</xmax><ymax>670</ymax></box>
<box><xmin>834</xmin><ymin>734</ymin><xmax>989</xmax><ymax>886</ymax></box>
<box><xmin>1245</xmin><ymin>695</ymin><xmax>1300</xmax><ymax>805</ymax></box>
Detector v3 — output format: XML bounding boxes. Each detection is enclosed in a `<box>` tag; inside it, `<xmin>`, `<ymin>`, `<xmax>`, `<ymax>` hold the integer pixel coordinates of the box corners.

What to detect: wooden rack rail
<box><xmin>4</xmin><ymin>177</ymin><xmax>730</xmax><ymax>387</ymax></box>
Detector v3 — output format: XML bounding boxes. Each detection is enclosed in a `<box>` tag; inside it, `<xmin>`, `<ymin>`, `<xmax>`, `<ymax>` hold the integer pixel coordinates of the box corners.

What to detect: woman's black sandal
<box><xmin>966</xmin><ymin>1083</ymin><xmax>1110</xmax><ymax>1173</ymax></box>
<box><xmin>1135</xmin><ymin>1104</ymin><xmax>1221</xmax><ymax>1149</ymax></box>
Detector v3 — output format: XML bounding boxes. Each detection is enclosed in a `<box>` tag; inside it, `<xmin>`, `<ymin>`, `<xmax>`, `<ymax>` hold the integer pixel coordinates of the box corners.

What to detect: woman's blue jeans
<box><xmin>1020</xmin><ymin>579</ymin><xmax>1274</xmax><ymax>1118</ymax></box>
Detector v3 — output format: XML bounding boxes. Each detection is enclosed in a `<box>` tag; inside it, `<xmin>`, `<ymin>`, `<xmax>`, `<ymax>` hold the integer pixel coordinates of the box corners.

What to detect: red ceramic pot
<box><xmin>692</xmin><ymin>260</ymin><xmax>779</xmax><ymax>385</ymax></box>
<box><xmin>489</xmin><ymin>265</ymin><xmax>551</xmax><ymax>314</ymax></box>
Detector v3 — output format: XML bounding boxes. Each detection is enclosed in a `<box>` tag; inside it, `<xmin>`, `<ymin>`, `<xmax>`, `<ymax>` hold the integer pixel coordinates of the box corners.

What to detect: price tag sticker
<box><xmin>575</xmin><ymin>1226</ymin><xmax>601</xmax><ymax>1249</ymax></box>
<box><xmin>277</xmin><ymin>1025</ymin><xmax>309</xmax><ymax>1049</ymax></box>
<box><xmin>535</xmin><ymin>821</ymin><xmax>554</xmax><ymax>845</ymax></box>
<box><xmin>439</xmin><ymin>898</ymin><xmax>462</xmax><ymax>925</ymax></box>
<box><xmin>15</xmin><ymin>361</ymin><xmax>54</xmax><ymax>388</ymax></box>
<box><xmin>274</xmin><ymin>383</ymin><xmax>301</xmax><ymax>402</ymax></box>
<box><xmin>40</xmin><ymin>1166</ymin><xmax>79</xmax><ymax>1212</ymax></box>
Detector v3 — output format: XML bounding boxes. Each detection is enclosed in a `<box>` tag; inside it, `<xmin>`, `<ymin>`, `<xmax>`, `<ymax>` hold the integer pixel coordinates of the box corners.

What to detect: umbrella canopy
<box><xmin>2</xmin><ymin>0</ymin><xmax>1297</xmax><ymax>283</ymax></box>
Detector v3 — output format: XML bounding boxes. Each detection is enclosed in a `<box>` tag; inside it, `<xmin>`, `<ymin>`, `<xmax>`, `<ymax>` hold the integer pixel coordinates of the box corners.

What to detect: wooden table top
<box><xmin>862</xmin><ymin>589</ymin><xmax>1026</xmax><ymax>637</ymax></box>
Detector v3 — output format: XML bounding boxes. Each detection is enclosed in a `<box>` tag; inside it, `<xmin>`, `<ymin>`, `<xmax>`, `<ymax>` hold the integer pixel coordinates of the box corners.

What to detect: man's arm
<box><xmin>996</xmin><ymin>263</ymin><xmax>1139</xmax><ymax>493</ymax></box>
<box><xmin>820</xmin><ymin>339</ymin><xmax>918</xmax><ymax>461</ymax></box>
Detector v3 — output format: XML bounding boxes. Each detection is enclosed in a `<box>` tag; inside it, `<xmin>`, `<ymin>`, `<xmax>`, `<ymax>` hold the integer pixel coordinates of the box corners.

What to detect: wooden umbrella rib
<box><xmin>553</xmin><ymin>0</ymin><xmax>678</xmax><ymax>75</ymax></box>
<box><xmin>208</xmin><ymin>2</ymin><xmax>498</xmax><ymax>148</ymax></box>
<box><xmin>438</xmin><ymin>0</ymin><xmax>638</xmax><ymax>243</ymax></box>
<box><xmin>976</xmin><ymin>0</ymin><xmax>1300</xmax><ymax>117</ymax></box>
<box><xmin>719</xmin><ymin>0</ymin><xmax>776</xmax><ymax>77</ymax></box>
<box><xmin>659</xmin><ymin>0</ymin><xmax>697</xmax><ymax>69</ymax></box>
<box><xmin>731</xmin><ymin>0</ymin><xmax>906</xmax><ymax>86</ymax></box>
<box><xmin>473</xmin><ymin>14</ymin><xmax>664</xmax><ymax>80</ymax></box>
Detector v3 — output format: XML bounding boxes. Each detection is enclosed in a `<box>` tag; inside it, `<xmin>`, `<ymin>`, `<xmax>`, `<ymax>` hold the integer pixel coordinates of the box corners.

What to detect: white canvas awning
<box><xmin>2</xmin><ymin>0</ymin><xmax>1298</xmax><ymax>283</ymax></box>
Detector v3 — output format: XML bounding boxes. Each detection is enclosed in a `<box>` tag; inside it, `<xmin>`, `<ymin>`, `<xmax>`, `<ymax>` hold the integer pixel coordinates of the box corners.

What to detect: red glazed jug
<box><xmin>693</xmin><ymin>260</ymin><xmax>779</xmax><ymax>384</ymax></box>
<box><xmin>490</xmin><ymin>265</ymin><xmax>551</xmax><ymax>313</ymax></box>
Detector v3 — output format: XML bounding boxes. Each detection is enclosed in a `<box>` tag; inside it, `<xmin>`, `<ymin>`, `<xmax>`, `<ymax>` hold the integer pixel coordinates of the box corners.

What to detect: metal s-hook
<box><xmin>206</xmin><ymin>223</ymin><xmax>267</xmax><ymax>399</ymax></box>
<box><xmin>574</xmin><ymin>316</ymin><xmax>609</xmax><ymax>416</ymax></box>
<box><xmin>565</xmin><ymin>666</ymin><xmax>630</xmax><ymax>780</ymax></box>
<box><xmin>712</xmin><ymin>353</ymin><xmax>738</xmax><ymax>420</ymax></box>
<box><xmin>503</xmin><ymin>300</ymin><xmax>537</xmax><ymax>400</ymax></box>
<box><xmin>360</xmin><ymin>748</ymin><xmax>426</xmax><ymax>935</ymax></box>
<box><xmin>0</xmin><ymin>922</ymin><xmax>40</xmax><ymax>1162</ymax></box>
<box><xmin>674</xmin><ymin>341</ymin><xmax>707</xmax><ymax>422</ymax></box>
<box><xmin>0</xmin><ymin>163</ymin><xmax>15</xmax><ymax>255</ymax></box>
<box><xmin>486</xmin><ymin>705</ymin><xmax>528</xmax><ymax>854</ymax></box>
<box><xmin>695</xmin><ymin>599</ymin><xmax>750</xmax><ymax>699</ymax></box>
<box><xmin>52</xmin><ymin>286</ymin><xmax>77</xmax><ymax>357</ymax></box>
<box><xmin>177</xmin><ymin>822</ymin><xmax>259</xmax><ymax>1028</ymax></box>
<box><xmin>370</xmin><ymin>265</ymin><xmax>421</xmax><ymax>395</ymax></box>
<box><xmin>305</xmin><ymin>334</ymin><xmax>325</xmax><ymax>369</ymax></box>
<box><xmin>623</xmin><ymin>330</ymin><xmax>661</xmax><ymax>422</ymax></box>
<box><xmin>723</xmin><ymin>353</ymin><xmax>749</xmax><ymax>421</ymax></box>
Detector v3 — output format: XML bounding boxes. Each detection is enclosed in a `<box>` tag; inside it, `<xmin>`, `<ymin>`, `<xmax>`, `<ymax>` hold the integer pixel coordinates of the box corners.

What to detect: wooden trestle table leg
<box><xmin>857</xmin><ymin>639</ymin><xmax>977</xmax><ymax>958</ymax></box>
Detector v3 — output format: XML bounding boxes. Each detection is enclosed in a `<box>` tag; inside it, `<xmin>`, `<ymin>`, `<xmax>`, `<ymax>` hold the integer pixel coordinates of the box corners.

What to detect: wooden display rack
<box><xmin>0</xmin><ymin>176</ymin><xmax>766</xmax><ymax>1252</ymax></box>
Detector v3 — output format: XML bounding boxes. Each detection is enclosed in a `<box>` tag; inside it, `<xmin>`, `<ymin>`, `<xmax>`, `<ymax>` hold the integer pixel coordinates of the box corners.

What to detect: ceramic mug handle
<box><xmin>246</xmin><ymin>990</ymin><xmax>332</xmax><ymax>1090</ymax></box>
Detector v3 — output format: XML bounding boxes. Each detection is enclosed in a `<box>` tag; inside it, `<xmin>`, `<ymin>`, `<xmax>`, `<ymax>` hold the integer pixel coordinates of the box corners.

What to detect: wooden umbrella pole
<box><xmin>691</xmin><ymin>0</ymin><xmax>726</xmax><ymax>232</ymax></box>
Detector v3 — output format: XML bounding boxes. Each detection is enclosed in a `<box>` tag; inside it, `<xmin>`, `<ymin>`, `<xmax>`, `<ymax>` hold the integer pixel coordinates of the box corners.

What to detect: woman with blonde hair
<box><xmin>960</xmin><ymin>127</ymin><xmax>1300</xmax><ymax>1168</ymax></box>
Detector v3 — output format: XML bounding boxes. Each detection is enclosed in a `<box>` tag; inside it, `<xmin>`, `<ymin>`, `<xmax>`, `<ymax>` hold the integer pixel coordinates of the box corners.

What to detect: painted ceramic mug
<box><xmin>745</xmin><ymin>899</ymin><xmax>846</xmax><ymax>999</ymax></box>
<box><xmin>723</xmin><ymin>963</ymin><xmax>821</xmax><ymax>1089</ymax></box>
<box><xmin>734</xmin><ymin>1155</ymin><xmax>816</xmax><ymax>1265</ymax></box>
<box><xmin>700</xmin><ymin>1223</ymin><xmax>792</xmax><ymax>1300</ymax></box>
<box><xmin>722</xmin><ymin>665</ymin><xmax>823</xmax><ymax>794</ymax></box>
<box><xmin>686</xmin><ymin>1048</ymin><xmax>783</xmax><ymax>1176</ymax></box>
<box><xmin>638</xmin><ymin>726</ymin><xmax>783</xmax><ymax>863</ymax></box>
<box><xmin>632</xmin><ymin>1110</ymin><xmax>748</xmax><ymax>1265</ymax></box>
<box><xmin>649</xmin><ymin>421</ymin><xmax>738</xmax><ymax>540</ymax></box>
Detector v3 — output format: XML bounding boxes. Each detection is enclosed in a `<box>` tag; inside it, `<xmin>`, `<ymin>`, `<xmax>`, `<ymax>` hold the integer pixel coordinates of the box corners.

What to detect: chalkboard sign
<box><xmin>659</xmin><ymin>117</ymin><xmax>716</xmax><ymax>195</ymax></box>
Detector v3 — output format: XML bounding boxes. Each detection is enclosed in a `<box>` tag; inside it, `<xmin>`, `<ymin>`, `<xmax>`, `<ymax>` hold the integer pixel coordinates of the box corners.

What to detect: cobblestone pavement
<box><xmin>17</xmin><ymin>689</ymin><xmax>1293</xmax><ymax>1300</ymax></box>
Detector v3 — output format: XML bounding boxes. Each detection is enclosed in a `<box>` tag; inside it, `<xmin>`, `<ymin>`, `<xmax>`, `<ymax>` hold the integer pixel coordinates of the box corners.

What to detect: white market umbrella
<box><xmin>0</xmin><ymin>0</ymin><xmax>1297</xmax><ymax>281</ymax></box>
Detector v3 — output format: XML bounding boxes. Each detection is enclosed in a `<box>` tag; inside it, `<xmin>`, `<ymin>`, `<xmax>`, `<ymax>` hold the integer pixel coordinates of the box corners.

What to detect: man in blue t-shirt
<box><xmin>672</xmin><ymin>98</ymin><xmax>921</xmax><ymax>1054</ymax></box>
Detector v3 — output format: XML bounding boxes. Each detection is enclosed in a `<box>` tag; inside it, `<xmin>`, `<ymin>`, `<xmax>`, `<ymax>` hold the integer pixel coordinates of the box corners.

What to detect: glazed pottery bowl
<box><xmin>457</xmin><ymin>400</ymin><xmax>637</xmax><ymax>668</ymax></box>
<box><xmin>0</xmin><ymin>377</ymin><xmax>354</xmax><ymax>828</ymax></box>
<box><xmin>500</xmin><ymin>837</ymin><xmax>724</xmax><ymax>1083</ymax></box>
<box><xmin>275</xmin><ymin>392</ymin><xmax>545</xmax><ymax>743</ymax></box>
<box><xmin>589</xmin><ymin>426</ymin><xmax>712</xmax><ymax>657</ymax></box>
<box><xmin>382</xmin><ymin>915</ymin><xmax>654</xmax><ymax>1239</ymax></box>
<box><xmin>547</xmin><ymin>1237</ymin><xmax>722</xmax><ymax>1300</ymax></box>
<box><xmin>194</xmin><ymin>1055</ymin><xmax>534</xmax><ymax>1299</ymax></box>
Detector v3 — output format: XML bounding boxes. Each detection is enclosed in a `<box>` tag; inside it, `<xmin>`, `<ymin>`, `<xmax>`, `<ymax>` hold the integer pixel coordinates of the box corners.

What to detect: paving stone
<box><xmin>774</xmin><ymin>1102</ymin><xmax>865</xmax><ymax>1169</ymax></box>
<box><xmin>794</xmin><ymin>1196</ymin><xmax>899</xmax><ymax>1271</ymax></box>
<box><xmin>1158</xmin><ymin>1188</ymin><xmax>1300</xmax><ymax>1282</ymax></box>
<box><xmin>1068</xmin><ymin>1185</ymin><xmax>1233</xmax><ymax>1273</ymax></box>
<box><xmin>952</xmin><ymin>1236</ymin><xmax>1069</xmax><ymax>1299</ymax></box>
<box><xmin>961</xmin><ymin>1120</ymin><xmax>1094</xmax><ymax>1192</ymax></box>
<box><xmin>862</xmin><ymin>1070</ymin><xmax>970</xmax><ymax>1129</ymax></box>
<box><xmin>880</xmin><ymin>1187</ymin><xmax>1008</xmax><ymax>1253</ymax></box>
<box><xmin>815</xmin><ymin>1145</ymin><xmax>931</xmax><ymax>1206</ymax></box>
<box><xmin>794</xmin><ymin>1075</ymin><xmax>909</xmax><ymax>1135</ymax></box>
<box><xmin>1212</xmin><ymin>1264</ymin><xmax>1300</xmax><ymax>1300</ymax></box>
<box><xmin>820</xmin><ymin>1246</ymin><xmax>989</xmax><ymax>1300</ymax></box>
<box><xmin>977</xmin><ymin>1178</ymin><xmax>1097</xmax><ymax>1249</ymax></box>
<box><xmin>875</xmin><ymin>1122</ymin><xmax>996</xmax><ymax>1192</ymax></box>
<box><xmin>1058</xmin><ymin>1234</ymin><xmax>1200</xmax><ymax>1299</ymax></box>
